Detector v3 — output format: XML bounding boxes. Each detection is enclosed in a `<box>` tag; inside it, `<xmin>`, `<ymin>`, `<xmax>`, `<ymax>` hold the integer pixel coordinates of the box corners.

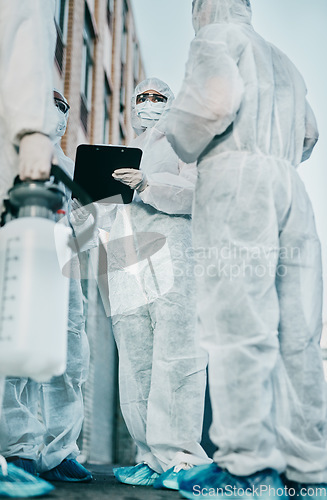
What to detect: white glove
<box><xmin>112</xmin><ymin>168</ymin><xmax>148</xmax><ymax>193</ymax></box>
<box><xmin>18</xmin><ymin>133</ymin><xmax>54</xmax><ymax>180</ymax></box>
<box><xmin>70</xmin><ymin>198</ymin><xmax>91</xmax><ymax>226</ymax></box>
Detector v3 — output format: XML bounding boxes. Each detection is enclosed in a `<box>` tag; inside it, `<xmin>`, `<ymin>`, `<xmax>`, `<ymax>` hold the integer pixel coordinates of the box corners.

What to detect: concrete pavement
<box><xmin>38</xmin><ymin>464</ymin><xmax>183</xmax><ymax>500</ymax></box>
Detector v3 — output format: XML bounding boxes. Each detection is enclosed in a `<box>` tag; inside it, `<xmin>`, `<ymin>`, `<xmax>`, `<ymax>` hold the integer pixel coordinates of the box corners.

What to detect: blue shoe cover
<box><xmin>299</xmin><ymin>484</ymin><xmax>327</xmax><ymax>500</ymax></box>
<box><xmin>0</xmin><ymin>462</ymin><xmax>54</xmax><ymax>498</ymax></box>
<box><xmin>40</xmin><ymin>458</ymin><xmax>92</xmax><ymax>483</ymax></box>
<box><xmin>153</xmin><ymin>465</ymin><xmax>189</xmax><ymax>490</ymax></box>
<box><xmin>283</xmin><ymin>477</ymin><xmax>327</xmax><ymax>500</ymax></box>
<box><xmin>113</xmin><ymin>463</ymin><xmax>160</xmax><ymax>486</ymax></box>
<box><xmin>7</xmin><ymin>458</ymin><xmax>37</xmax><ymax>477</ymax></box>
<box><xmin>179</xmin><ymin>463</ymin><xmax>288</xmax><ymax>499</ymax></box>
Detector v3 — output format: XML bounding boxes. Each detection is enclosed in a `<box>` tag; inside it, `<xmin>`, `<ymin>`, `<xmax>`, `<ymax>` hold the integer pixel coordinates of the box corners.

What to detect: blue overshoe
<box><xmin>179</xmin><ymin>463</ymin><xmax>288</xmax><ymax>499</ymax></box>
<box><xmin>283</xmin><ymin>477</ymin><xmax>327</xmax><ymax>500</ymax></box>
<box><xmin>40</xmin><ymin>458</ymin><xmax>92</xmax><ymax>482</ymax></box>
<box><xmin>6</xmin><ymin>458</ymin><xmax>37</xmax><ymax>477</ymax></box>
<box><xmin>113</xmin><ymin>463</ymin><xmax>160</xmax><ymax>486</ymax></box>
<box><xmin>0</xmin><ymin>461</ymin><xmax>54</xmax><ymax>498</ymax></box>
<box><xmin>153</xmin><ymin>463</ymin><xmax>193</xmax><ymax>490</ymax></box>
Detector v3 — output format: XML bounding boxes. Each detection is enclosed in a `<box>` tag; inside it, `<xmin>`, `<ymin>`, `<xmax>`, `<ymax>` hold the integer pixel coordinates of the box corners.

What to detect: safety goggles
<box><xmin>54</xmin><ymin>97</ymin><xmax>70</xmax><ymax>114</ymax></box>
<box><xmin>136</xmin><ymin>93</ymin><xmax>168</xmax><ymax>105</ymax></box>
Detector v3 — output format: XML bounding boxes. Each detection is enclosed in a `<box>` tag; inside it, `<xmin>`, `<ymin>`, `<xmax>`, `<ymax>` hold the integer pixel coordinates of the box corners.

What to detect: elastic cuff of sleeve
<box><xmin>137</xmin><ymin>182</ymin><xmax>149</xmax><ymax>193</ymax></box>
<box><xmin>15</xmin><ymin>131</ymin><xmax>50</xmax><ymax>147</ymax></box>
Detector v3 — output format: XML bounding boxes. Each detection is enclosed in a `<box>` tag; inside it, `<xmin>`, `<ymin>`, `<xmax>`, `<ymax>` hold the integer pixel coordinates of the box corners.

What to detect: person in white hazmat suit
<box><xmin>108</xmin><ymin>77</ymin><xmax>211</xmax><ymax>490</ymax></box>
<box><xmin>163</xmin><ymin>0</ymin><xmax>327</xmax><ymax>498</ymax></box>
<box><xmin>0</xmin><ymin>1</ymin><xmax>60</xmax><ymax>497</ymax></box>
<box><xmin>0</xmin><ymin>90</ymin><xmax>92</xmax><ymax>484</ymax></box>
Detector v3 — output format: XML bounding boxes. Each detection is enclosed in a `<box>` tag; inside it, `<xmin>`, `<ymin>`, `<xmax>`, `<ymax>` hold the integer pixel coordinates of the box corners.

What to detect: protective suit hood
<box><xmin>131</xmin><ymin>77</ymin><xmax>175</xmax><ymax>136</ymax></box>
<box><xmin>52</xmin><ymin>88</ymin><xmax>69</xmax><ymax>144</ymax></box>
<box><xmin>192</xmin><ymin>0</ymin><xmax>252</xmax><ymax>33</ymax></box>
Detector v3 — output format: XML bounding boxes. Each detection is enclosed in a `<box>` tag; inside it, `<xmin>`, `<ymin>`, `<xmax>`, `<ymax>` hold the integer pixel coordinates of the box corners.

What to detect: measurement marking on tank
<box><xmin>0</xmin><ymin>237</ymin><xmax>20</xmax><ymax>340</ymax></box>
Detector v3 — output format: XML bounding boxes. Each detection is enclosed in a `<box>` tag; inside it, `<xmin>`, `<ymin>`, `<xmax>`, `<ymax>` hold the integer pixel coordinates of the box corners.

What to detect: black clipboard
<box><xmin>72</xmin><ymin>144</ymin><xmax>143</xmax><ymax>204</ymax></box>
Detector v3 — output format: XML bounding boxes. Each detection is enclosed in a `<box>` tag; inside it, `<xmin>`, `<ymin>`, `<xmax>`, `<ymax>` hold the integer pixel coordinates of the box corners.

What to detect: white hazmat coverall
<box><xmin>0</xmin><ymin>0</ymin><xmax>58</xmax><ymax>431</ymax></box>
<box><xmin>165</xmin><ymin>0</ymin><xmax>327</xmax><ymax>484</ymax></box>
<box><xmin>0</xmin><ymin>139</ymin><xmax>90</xmax><ymax>472</ymax></box>
<box><xmin>109</xmin><ymin>77</ymin><xmax>210</xmax><ymax>473</ymax></box>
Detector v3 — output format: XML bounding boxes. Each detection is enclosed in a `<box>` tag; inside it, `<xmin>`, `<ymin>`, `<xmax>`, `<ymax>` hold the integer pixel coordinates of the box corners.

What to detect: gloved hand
<box><xmin>18</xmin><ymin>133</ymin><xmax>54</xmax><ymax>180</ymax></box>
<box><xmin>112</xmin><ymin>168</ymin><xmax>148</xmax><ymax>193</ymax></box>
<box><xmin>70</xmin><ymin>198</ymin><xmax>91</xmax><ymax>226</ymax></box>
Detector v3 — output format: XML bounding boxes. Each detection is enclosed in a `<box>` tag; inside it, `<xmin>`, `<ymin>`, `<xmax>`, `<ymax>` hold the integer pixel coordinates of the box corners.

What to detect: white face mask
<box><xmin>136</xmin><ymin>101</ymin><xmax>166</xmax><ymax>129</ymax></box>
<box><xmin>52</xmin><ymin>107</ymin><xmax>68</xmax><ymax>144</ymax></box>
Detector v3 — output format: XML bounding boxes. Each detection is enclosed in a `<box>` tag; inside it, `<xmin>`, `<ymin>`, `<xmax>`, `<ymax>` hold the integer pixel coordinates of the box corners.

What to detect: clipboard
<box><xmin>72</xmin><ymin>144</ymin><xmax>143</xmax><ymax>204</ymax></box>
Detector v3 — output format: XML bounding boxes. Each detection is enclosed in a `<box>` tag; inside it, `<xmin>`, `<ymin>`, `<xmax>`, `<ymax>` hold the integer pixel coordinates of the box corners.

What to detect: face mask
<box><xmin>136</xmin><ymin>101</ymin><xmax>166</xmax><ymax>129</ymax></box>
<box><xmin>52</xmin><ymin>107</ymin><xmax>68</xmax><ymax>144</ymax></box>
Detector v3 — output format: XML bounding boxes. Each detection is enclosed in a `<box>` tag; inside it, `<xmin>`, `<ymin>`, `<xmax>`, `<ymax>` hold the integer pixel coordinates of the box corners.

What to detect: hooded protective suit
<box><xmin>0</xmin><ymin>0</ymin><xmax>58</xmax><ymax>458</ymax></box>
<box><xmin>165</xmin><ymin>0</ymin><xmax>327</xmax><ymax>483</ymax></box>
<box><xmin>0</xmin><ymin>0</ymin><xmax>58</xmax><ymax>207</ymax></box>
<box><xmin>0</xmin><ymin>92</ymin><xmax>90</xmax><ymax>473</ymax></box>
<box><xmin>108</xmin><ymin>77</ymin><xmax>210</xmax><ymax>473</ymax></box>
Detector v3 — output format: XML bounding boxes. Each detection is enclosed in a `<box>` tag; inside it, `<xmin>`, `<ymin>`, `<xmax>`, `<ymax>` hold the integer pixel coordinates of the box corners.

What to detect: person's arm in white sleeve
<box><xmin>0</xmin><ymin>0</ymin><xmax>58</xmax><ymax>179</ymax></box>
<box><xmin>138</xmin><ymin>161</ymin><xmax>196</xmax><ymax>215</ymax></box>
<box><xmin>164</xmin><ymin>25</ymin><xmax>244</xmax><ymax>163</ymax></box>
<box><xmin>301</xmin><ymin>100</ymin><xmax>319</xmax><ymax>163</ymax></box>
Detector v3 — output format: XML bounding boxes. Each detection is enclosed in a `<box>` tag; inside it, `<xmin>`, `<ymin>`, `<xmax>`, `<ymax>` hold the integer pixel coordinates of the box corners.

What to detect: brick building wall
<box><xmin>56</xmin><ymin>0</ymin><xmax>145</xmax><ymax>158</ymax></box>
<box><xmin>61</xmin><ymin>0</ymin><xmax>85</xmax><ymax>158</ymax></box>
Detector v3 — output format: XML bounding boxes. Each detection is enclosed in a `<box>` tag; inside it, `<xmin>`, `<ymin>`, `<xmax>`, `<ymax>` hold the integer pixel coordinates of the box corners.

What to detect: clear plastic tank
<box><xmin>0</xmin><ymin>217</ymin><xmax>71</xmax><ymax>382</ymax></box>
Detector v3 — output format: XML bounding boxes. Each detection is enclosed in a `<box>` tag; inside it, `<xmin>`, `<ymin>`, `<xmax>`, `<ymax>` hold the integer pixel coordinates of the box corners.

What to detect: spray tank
<box><xmin>0</xmin><ymin>165</ymin><xmax>95</xmax><ymax>382</ymax></box>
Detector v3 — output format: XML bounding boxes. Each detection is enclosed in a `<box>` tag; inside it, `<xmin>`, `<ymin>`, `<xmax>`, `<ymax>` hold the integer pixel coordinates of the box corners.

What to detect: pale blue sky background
<box><xmin>130</xmin><ymin>0</ymin><xmax>327</xmax><ymax>318</ymax></box>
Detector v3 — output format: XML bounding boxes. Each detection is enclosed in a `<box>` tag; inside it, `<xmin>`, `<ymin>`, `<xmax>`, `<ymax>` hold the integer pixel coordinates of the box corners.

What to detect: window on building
<box><xmin>121</xmin><ymin>5</ymin><xmax>127</xmax><ymax>66</ymax></box>
<box><xmin>119</xmin><ymin>122</ymin><xmax>125</xmax><ymax>145</ymax></box>
<box><xmin>107</xmin><ymin>0</ymin><xmax>114</xmax><ymax>30</ymax></box>
<box><xmin>133</xmin><ymin>43</ymin><xmax>140</xmax><ymax>82</ymax></box>
<box><xmin>54</xmin><ymin>0</ymin><xmax>68</xmax><ymax>72</ymax></box>
<box><xmin>120</xmin><ymin>62</ymin><xmax>125</xmax><ymax>113</ymax></box>
<box><xmin>103</xmin><ymin>78</ymin><xmax>111</xmax><ymax>144</ymax></box>
<box><xmin>80</xmin><ymin>5</ymin><xmax>95</xmax><ymax>133</ymax></box>
<box><xmin>120</xmin><ymin>0</ymin><xmax>128</xmax><ymax>113</ymax></box>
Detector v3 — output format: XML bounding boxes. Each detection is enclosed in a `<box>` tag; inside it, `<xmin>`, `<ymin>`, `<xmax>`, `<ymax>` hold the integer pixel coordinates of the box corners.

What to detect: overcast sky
<box><xmin>129</xmin><ymin>0</ymin><xmax>327</xmax><ymax>318</ymax></box>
